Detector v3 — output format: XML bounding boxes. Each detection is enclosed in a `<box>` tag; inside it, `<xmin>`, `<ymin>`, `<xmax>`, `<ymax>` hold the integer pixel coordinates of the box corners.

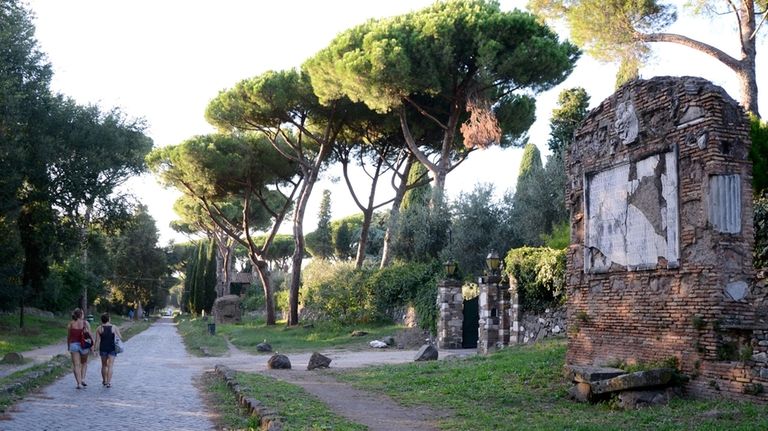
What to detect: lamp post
<box><xmin>443</xmin><ymin>260</ymin><xmax>457</xmax><ymax>279</ymax></box>
<box><xmin>486</xmin><ymin>250</ymin><xmax>501</xmax><ymax>282</ymax></box>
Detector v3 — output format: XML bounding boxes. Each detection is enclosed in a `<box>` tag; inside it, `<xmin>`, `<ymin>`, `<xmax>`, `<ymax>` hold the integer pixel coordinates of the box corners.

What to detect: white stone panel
<box><xmin>585</xmin><ymin>150</ymin><xmax>679</xmax><ymax>272</ymax></box>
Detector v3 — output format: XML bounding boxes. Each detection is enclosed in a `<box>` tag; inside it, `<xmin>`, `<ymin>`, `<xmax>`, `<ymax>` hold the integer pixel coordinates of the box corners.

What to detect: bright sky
<box><xmin>27</xmin><ymin>0</ymin><xmax>766</xmax><ymax>245</ymax></box>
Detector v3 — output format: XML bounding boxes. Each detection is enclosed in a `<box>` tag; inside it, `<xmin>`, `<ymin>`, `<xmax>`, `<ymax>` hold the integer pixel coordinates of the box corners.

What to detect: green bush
<box><xmin>366</xmin><ymin>261</ymin><xmax>441</xmax><ymax>334</ymax></box>
<box><xmin>300</xmin><ymin>259</ymin><xmax>441</xmax><ymax>333</ymax></box>
<box><xmin>301</xmin><ymin>260</ymin><xmax>377</xmax><ymax>325</ymax></box>
<box><xmin>504</xmin><ymin>247</ymin><xmax>566</xmax><ymax>312</ymax></box>
<box><xmin>756</xmin><ymin>194</ymin><xmax>768</xmax><ymax>269</ymax></box>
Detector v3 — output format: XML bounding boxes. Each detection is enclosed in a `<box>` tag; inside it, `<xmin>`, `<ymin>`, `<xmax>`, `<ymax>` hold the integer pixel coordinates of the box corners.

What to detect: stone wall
<box><xmin>518</xmin><ymin>308</ymin><xmax>566</xmax><ymax>344</ymax></box>
<box><xmin>566</xmin><ymin>76</ymin><xmax>767</xmax><ymax>402</ymax></box>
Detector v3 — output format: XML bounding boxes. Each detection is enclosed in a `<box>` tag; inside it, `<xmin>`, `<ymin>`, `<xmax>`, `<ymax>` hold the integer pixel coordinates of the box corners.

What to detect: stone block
<box><xmin>414</xmin><ymin>344</ymin><xmax>438</xmax><ymax>361</ymax></box>
<box><xmin>212</xmin><ymin>295</ymin><xmax>242</xmax><ymax>324</ymax></box>
<box><xmin>591</xmin><ymin>368</ymin><xmax>675</xmax><ymax>394</ymax></box>
<box><xmin>566</xmin><ymin>365</ymin><xmax>626</xmax><ymax>383</ymax></box>
<box><xmin>1</xmin><ymin>352</ymin><xmax>24</xmax><ymax>365</ymax></box>
<box><xmin>568</xmin><ymin>382</ymin><xmax>593</xmax><ymax>403</ymax></box>
<box><xmin>267</xmin><ymin>354</ymin><xmax>291</xmax><ymax>370</ymax></box>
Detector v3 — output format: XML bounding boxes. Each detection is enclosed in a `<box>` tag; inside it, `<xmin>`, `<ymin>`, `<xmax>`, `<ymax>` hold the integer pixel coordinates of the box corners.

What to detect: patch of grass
<box><xmin>233</xmin><ymin>371</ymin><xmax>366</xmax><ymax>430</ymax></box>
<box><xmin>176</xmin><ymin>317</ymin><xmax>229</xmax><ymax>357</ymax></box>
<box><xmin>0</xmin><ymin>313</ymin><xmax>69</xmax><ymax>355</ymax></box>
<box><xmin>217</xmin><ymin>316</ymin><xmax>403</xmax><ymax>353</ymax></box>
<box><xmin>198</xmin><ymin>371</ymin><xmax>259</xmax><ymax>430</ymax></box>
<box><xmin>337</xmin><ymin>338</ymin><xmax>768</xmax><ymax>431</ymax></box>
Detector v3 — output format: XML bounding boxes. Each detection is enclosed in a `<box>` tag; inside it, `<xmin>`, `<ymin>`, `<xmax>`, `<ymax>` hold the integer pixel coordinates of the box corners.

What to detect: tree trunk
<box><xmin>737</xmin><ymin>0</ymin><xmax>758</xmax><ymax>116</ymax></box>
<box><xmin>380</xmin><ymin>156</ymin><xmax>414</xmax><ymax>268</ymax></box>
<box><xmin>355</xmin><ymin>209</ymin><xmax>373</xmax><ymax>268</ymax></box>
<box><xmin>252</xmin><ymin>258</ymin><xmax>275</xmax><ymax>325</ymax></box>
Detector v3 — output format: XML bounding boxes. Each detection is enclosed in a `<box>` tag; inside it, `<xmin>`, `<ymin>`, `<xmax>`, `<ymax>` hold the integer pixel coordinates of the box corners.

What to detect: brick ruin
<box><xmin>566</xmin><ymin>76</ymin><xmax>767</xmax><ymax>401</ymax></box>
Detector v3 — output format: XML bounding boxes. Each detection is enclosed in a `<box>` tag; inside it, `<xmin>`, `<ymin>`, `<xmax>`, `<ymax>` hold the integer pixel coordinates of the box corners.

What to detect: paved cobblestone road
<box><xmin>0</xmin><ymin>318</ymin><xmax>215</xmax><ymax>431</ymax></box>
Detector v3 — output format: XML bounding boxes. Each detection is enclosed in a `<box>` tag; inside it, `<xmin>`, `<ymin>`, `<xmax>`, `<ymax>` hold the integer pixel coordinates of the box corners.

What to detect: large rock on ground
<box><xmin>307</xmin><ymin>352</ymin><xmax>332</xmax><ymax>370</ymax></box>
<box><xmin>567</xmin><ymin>382</ymin><xmax>593</xmax><ymax>403</ymax></box>
<box><xmin>414</xmin><ymin>344</ymin><xmax>438</xmax><ymax>361</ymax></box>
<box><xmin>256</xmin><ymin>342</ymin><xmax>273</xmax><ymax>352</ymax></box>
<box><xmin>267</xmin><ymin>354</ymin><xmax>292</xmax><ymax>370</ymax></box>
<box><xmin>617</xmin><ymin>387</ymin><xmax>681</xmax><ymax>409</ymax></box>
<box><xmin>212</xmin><ymin>295</ymin><xmax>242</xmax><ymax>324</ymax></box>
<box><xmin>380</xmin><ymin>335</ymin><xmax>396</xmax><ymax>346</ymax></box>
<box><xmin>591</xmin><ymin>368</ymin><xmax>675</xmax><ymax>394</ymax></box>
<box><xmin>2</xmin><ymin>352</ymin><xmax>24</xmax><ymax>364</ymax></box>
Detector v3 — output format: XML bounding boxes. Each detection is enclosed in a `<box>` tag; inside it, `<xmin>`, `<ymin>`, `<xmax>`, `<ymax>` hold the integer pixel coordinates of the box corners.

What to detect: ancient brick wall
<box><xmin>566</xmin><ymin>76</ymin><xmax>767</xmax><ymax>401</ymax></box>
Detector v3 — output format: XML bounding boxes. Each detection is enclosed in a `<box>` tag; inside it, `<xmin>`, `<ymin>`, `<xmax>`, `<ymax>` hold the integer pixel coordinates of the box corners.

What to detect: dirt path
<box><xmin>263</xmin><ymin>368</ymin><xmax>448</xmax><ymax>431</ymax></box>
<box><xmin>218</xmin><ymin>339</ymin><xmax>474</xmax><ymax>430</ymax></box>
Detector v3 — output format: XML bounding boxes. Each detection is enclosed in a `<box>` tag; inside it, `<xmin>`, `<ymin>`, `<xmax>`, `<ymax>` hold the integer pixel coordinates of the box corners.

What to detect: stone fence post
<box><xmin>437</xmin><ymin>279</ymin><xmax>463</xmax><ymax>349</ymax></box>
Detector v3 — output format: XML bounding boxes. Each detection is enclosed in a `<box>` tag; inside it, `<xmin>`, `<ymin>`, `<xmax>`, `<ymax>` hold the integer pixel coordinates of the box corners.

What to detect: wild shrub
<box><xmin>300</xmin><ymin>260</ymin><xmax>376</xmax><ymax>325</ymax></box>
<box><xmin>504</xmin><ymin>247</ymin><xmax>566</xmax><ymax>312</ymax></box>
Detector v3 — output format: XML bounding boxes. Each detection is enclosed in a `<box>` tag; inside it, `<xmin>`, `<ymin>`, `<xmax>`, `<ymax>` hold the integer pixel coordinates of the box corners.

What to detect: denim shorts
<box><xmin>99</xmin><ymin>351</ymin><xmax>117</xmax><ymax>358</ymax></box>
<box><xmin>68</xmin><ymin>342</ymin><xmax>89</xmax><ymax>355</ymax></box>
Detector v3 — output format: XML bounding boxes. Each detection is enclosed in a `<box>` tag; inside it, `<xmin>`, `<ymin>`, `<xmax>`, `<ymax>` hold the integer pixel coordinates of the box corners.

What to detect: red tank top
<box><xmin>67</xmin><ymin>324</ymin><xmax>84</xmax><ymax>344</ymax></box>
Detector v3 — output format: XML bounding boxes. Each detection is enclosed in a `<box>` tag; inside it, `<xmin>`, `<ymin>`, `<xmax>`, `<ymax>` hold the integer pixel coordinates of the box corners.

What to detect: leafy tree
<box><xmin>509</xmin><ymin>143</ymin><xmax>547</xmax><ymax>246</ymax></box>
<box><xmin>206</xmin><ymin>70</ymin><xmax>363</xmax><ymax>325</ymax></box>
<box><xmin>442</xmin><ymin>183</ymin><xmax>512</xmax><ymax>277</ymax></box>
<box><xmin>306</xmin><ymin>0</ymin><xmax>579</xmax><ymax>206</ymax></box>
<box><xmin>105</xmin><ymin>206</ymin><xmax>167</xmax><ymax>313</ymax></box>
<box><xmin>307</xmin><ymin>190</ymin><xmax>334</xmax><ymax>259</ymax></box>
<box><xmin>530</xmin><ymin>0</ymin><xmax>766</xmax><ymax>116</ymax></box>
<box><xmin>547</xmin><ymin>88</ymin><xmax>591</xmax><ymax>157</ymax></box>
<box><xmin>147</xmin><ymin>133</ymin><xmax>298</xmax><ymax>325</ymax></box>
<box><xmin>755</xmin><ymin>195</ymin><xmax>768</xmax><ymax>269</ymax></box>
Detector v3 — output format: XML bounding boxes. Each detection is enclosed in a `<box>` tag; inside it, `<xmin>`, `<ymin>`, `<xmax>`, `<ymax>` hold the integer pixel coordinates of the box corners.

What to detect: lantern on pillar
<box><xmin>443</xmin><ymin>260</ymin><xmax>457</xmax><ymax>279</ymax></box>
<box><xmin>486</xmin><ymin>250</ymin><xmax>501</xmax><ymax>277</ymax></box>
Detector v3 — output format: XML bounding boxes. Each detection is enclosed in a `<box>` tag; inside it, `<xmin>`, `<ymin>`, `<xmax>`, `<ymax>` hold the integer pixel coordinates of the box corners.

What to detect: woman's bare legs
<box><xmin>105</xmin><ymin>355</ymin><xmax>115</xmax><ymax>386</ymax></box>
<box><xmin>70</xmin><ymin>352</ymin><xmax>82</xmax><ymax>388</ymax></box>
<box><xmin>80</xmin><ymin>353</ymin><xmax>89</xmax><ymax>386</ymax></box>
<box><xmin>100</xmin><ymin>355</ymin><xmax>108</xmax><ymax>385</ymax></box>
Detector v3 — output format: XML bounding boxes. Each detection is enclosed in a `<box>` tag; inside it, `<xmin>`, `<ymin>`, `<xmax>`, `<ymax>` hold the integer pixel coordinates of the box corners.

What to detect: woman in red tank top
<box><xmin>66</xmin><ymin>308</ymin><xmax>92</xmax><ymax>389</ymax></box>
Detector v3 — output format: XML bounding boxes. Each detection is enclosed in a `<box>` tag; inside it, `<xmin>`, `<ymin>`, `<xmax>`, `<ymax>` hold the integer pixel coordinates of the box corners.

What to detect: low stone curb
<box><xmin>214</xmin><ymin>364</ymin><xmax>283</xmax><ymax>431</ymax></box>
<box><xmin>0</xmin><ymin>354</ymin><xmax>70</xmax><ymax>412</ymax></box>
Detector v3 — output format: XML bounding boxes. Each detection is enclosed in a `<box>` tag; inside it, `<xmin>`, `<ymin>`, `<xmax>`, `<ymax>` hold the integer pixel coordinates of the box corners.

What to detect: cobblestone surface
<box><xmin>0</xmin><ymin>318</ymin><xmax>215</xmax><ymax>431</ymax></box>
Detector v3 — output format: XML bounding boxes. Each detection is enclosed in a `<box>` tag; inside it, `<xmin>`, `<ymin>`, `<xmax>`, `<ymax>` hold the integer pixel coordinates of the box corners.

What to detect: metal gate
<box><xmin>462</xmin><ymin>296</ymin><xmax>479</xmax><ymax>348</ymax></box>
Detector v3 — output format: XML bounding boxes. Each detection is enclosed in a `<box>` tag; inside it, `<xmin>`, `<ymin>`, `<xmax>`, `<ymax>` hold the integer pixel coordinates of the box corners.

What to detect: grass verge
<box><xmin>176</xmin><ymin>317</ymin><xmax>229</xmax><ymax>357</ymax></box>
<box><xmin>217</xmin><ymin>316</ymin><xmax>404</xmax><ymax>353</ymax></box>
<box><xmin>338</xmin><ymin>338</ymin><xmax>768</xmax><ymax>431</ymax></box>
<box><xmin>198</xmin><ymin>371</ymin><xmax>260</xmax><ymax>430</ymax></box>
<box><xmin>0</xmin><ymin>313</ymin><xmax>69</xmax><ymax>355</ymax></box>
<box><xmin>221</xmin><ymin>370</ymin><xmax>366</xmax><ymax>431</ymax></box>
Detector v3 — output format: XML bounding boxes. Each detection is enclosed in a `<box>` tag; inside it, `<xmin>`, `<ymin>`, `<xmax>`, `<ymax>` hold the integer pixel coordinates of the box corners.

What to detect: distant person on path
<box><xmin>128</xmin><ymin>308</ymin><xmax>134</xmax><ymax>320</ymax></box>
<box><xmin>94</xmin><ymin>312</ymin><xmax>122</xmax><ymax>388</ymax></box>
<box><xmin>66</xmin><ymin>308</ymin><xmax>93</xmax><ymax>389</ymax></box>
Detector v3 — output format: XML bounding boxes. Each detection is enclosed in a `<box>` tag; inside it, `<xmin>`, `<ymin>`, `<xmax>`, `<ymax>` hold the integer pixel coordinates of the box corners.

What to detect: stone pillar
<box><xmin>478</xmin><ymin>276</ymin><xmax>501</xmax><ymax>354</ymax></box>
<box><xmin>498</xmin><ymin>283</ymin><xmax>511</xmax><ymax>345</ymax></box>
<box><xmin>437</xmin><ymin>279</ymin><xmax>463</xmax><ymax>349</ymax></box>
<box><xmin>508</xmin><ymin>277</ymin><xmax>520</xmax><ymax>345</ymax></box>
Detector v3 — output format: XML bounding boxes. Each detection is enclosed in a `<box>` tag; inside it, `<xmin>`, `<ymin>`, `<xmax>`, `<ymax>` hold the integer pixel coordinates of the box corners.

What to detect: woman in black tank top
<box><xmin>94</xmin><ymin>312</ymin><xmax>122</xmax><ymax>388</ymax></box>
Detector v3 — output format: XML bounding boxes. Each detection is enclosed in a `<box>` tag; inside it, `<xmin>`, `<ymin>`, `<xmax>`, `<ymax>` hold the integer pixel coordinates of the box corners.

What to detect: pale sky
<box><xmin>26</xmin><ymin>0</ymin><xmax>766</xmax><ymax>245</ymax></box>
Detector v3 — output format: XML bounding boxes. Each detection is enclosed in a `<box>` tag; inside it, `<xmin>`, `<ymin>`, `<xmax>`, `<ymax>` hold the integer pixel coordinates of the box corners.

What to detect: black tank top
<box><xmin>99</xmin><ymin>325</ymin><xmax>116</xmax><ymax>352</ymax></box>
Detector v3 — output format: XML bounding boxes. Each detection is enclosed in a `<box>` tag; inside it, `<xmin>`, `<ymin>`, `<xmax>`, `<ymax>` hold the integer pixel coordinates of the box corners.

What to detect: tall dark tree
<box><xmin>307</xmin><ymin>190</ymin><xmax>334</xmax><ymax>259</ymax></box>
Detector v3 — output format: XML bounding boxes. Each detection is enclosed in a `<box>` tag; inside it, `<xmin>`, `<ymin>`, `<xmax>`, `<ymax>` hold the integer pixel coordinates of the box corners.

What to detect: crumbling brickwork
<box><xmin>566</xmin><ymin>76</ymin><xmax>767</xmax><ymax>402</ymax></box>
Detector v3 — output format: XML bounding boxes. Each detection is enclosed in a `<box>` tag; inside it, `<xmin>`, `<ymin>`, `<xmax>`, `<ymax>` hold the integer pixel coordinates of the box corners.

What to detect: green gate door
<box><xmin>462</xmin><ymin>296</ymin><xmax>479</xmax><ymax>348</ymax></box>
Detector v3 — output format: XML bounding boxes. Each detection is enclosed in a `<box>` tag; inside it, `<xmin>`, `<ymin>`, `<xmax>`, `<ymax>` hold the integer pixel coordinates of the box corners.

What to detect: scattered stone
<box><xmin>414</xmin><ymin>344</ymin><xmax>438</xmax><ymax>362</ymax></box>
<box><xmin>267</xmin><ymin>354</ymin><xmax>291</xmax><ymax>370</ymax></box>
<box><xmin>565</xmin><ymin>365</ymin><xmax>626</xmax><ymax>383</ymax></box>
<box><xmin>591</xmin><ymin>368</ymin><xmax>675</xmax><ymax>394</ymax></box>
<box><xmin>369</xmin><ymin>340</ymin><xmax>388</xmax><ymax>348</ymax></box>
<box><xmin>381</xmin><ymin>335</ymin><xmax>396</xmax><ymax>346</ymax></box>
<box><xmin>307</xmin><ymin>352</ymin><xmax>332</xmax><ymax>370</ymax></box>
<box><xmin>750</xmin><ymin>352</ymin><xmax>767</xmax><ymax>363</ymax></box>
<box><xmin>351</xmin><ymin>330</ymin><xmax>368</xmax><ymax>337</ymax></box>
<box><xmin>256</xmin><ymin>342</ymin><xmax>273</xmax><ymax>353</ymax></box>
<box><xmin>1</xmin><ymin>352</ymin><xmax>24</xmax><ymax>365</ymax></box>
